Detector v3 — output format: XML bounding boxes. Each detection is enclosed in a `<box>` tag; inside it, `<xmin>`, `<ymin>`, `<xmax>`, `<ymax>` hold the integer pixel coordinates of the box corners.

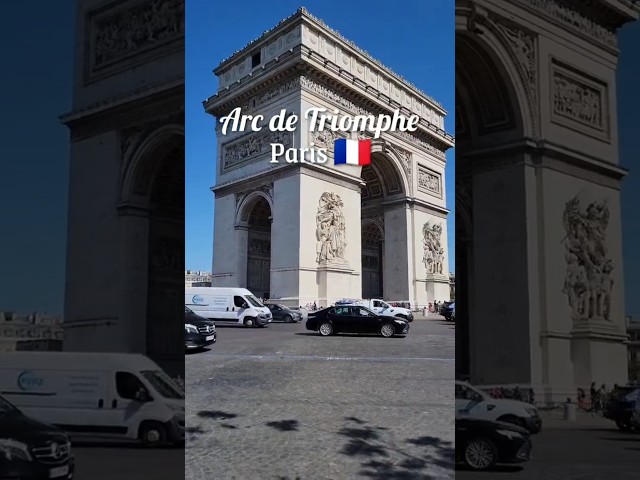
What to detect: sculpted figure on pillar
<box><xmin>315</xmin><ymin>192</ymin><xmax>347</xmax><ymax>263</ymax></box>
<box><xmin>562</xmin><ymin>196</ymin><xmax>613</xmax><ymax>321</ymax></box>
<box><xmin>423</xmin><ymin>222</ymin><xmax>444</xmax><ymax>275</ymax></box>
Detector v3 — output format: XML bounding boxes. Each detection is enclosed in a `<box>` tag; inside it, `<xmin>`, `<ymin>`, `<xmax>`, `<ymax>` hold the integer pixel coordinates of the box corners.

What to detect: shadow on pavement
<box><xmin>293</xmin><ymin>332</ymin><xmax>406</xmax><ymax>339</ymax></box>
<box><xmin>266</xmin><ymin>420</ymin><xmax>299</xmax><ymax>432</ymax></box>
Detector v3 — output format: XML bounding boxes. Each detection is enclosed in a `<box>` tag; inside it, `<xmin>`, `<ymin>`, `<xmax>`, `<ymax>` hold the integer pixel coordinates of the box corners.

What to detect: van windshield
<box><xmin>141</xmin><ymin>371</ymin><xmax>185</xmax><ymax>400</ymax></box>
<box><xmin>246</xmin><ymin>295</ymin><xmax>264</xmax><ymax>307</ymax></box>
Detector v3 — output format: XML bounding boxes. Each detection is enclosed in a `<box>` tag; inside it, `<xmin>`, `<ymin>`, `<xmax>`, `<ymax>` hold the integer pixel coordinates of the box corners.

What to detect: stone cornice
<box><xmin>60</xmin><ymin>83</ymin><xmax>184</xmax><ymax>141</ymax></box>
<box><xmin>61</xmin><ymin>77</ymin><xmax>184</xmax><ymax>125</ymax></box>
<box><xmin>382</xmin><ymin>197</ymin><xmax>450</xmax><ymax>216</ymax></box>
<box><xmin>214</xmin><ymin>8</ymin><xmax>445</xmax><ymax>112</ymax></box>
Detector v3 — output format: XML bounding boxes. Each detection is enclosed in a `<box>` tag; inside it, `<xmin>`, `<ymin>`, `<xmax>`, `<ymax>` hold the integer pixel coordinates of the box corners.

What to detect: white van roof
<box><xmin>0</xmin><ymin>352</ymin><xmax>161</xmax><ymax>371</ymax></box>
<box><xmin>185</xmin><ymin>287</ymin><xmax>255</xmax><ymax>296</ymax></box>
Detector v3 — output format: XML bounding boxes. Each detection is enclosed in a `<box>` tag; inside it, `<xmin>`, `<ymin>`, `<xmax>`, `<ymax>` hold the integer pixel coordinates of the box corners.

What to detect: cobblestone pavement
<box><xmin>456</xmin><ymin>421</ymin><xmax>640</xmax><ymax>479</ymax></box>
<box><xmin>185</xmin><ymin>317</ymin><xmax>455</xmax><ymax>479</ymax></box>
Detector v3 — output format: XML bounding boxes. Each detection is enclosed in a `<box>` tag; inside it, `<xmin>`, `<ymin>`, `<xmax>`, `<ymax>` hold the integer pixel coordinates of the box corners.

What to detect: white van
<box><xmin>185</xmin><ymin>287</ymin><xmax>273</xmax><ymax>327</ymax></box>
<box><xmin>0</xmin><ymin>352</ymin><xmax>185</xmax><ymax>446</ymax></box>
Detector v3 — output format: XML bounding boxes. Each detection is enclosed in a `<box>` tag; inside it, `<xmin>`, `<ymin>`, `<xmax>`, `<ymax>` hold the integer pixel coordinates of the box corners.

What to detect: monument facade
<box><xmin>456</xmin><ymin>0</ymin><xmax>638</xmax><ymax>403</ymax></box>
<box><xmin>204</xmin><ymin>8</ymin><xmax>454</xmax><ymax>308</ymax></box>
<box><xmin>61</xmin><ymin>0</ymin><xmax>184</xmax><ymax>377</ymax></box>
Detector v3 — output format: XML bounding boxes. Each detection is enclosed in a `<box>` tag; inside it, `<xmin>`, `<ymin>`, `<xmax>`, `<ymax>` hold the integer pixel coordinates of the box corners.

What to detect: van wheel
<box><xmin>244</xmin><ymin>318</ymin><xmax>255</xmax><ymax>327</ymax></box>
<box><xmin>139</xmin><ymin>422</ymin><xmax>166</xmax><ymax>447</ymax></box>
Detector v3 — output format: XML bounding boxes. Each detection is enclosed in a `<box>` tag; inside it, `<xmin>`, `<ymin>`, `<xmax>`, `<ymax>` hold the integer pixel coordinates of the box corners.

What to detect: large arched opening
<box><xmin>121</xmin><ymin>126</ymin><xmax>184</xmax><ymax>377</ymax></box>
<box><xmin>360</xmin><ymin>150</ymin><xmax>406</xmax><ymax>300</ymax></box>
<box><xmin>455</xmin><ymin>27</ymin><xmax>528</xmax><ymax>381</ymax></box>
<box><xmin>243</xmin><ymin>195</ymin><xmax>272</xmax><ymax>299</ymax></box>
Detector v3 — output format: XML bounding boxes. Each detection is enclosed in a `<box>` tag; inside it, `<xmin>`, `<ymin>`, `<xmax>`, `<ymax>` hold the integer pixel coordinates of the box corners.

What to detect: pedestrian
<box><xmin>313</xmin><ymin>301</ymin><xmax>317</xmax><ymax>311</ymax></box>
<box><xmin>590</xmin><ymin>382</ymin><xmax>597</xmax><ymax>411</ymax></box>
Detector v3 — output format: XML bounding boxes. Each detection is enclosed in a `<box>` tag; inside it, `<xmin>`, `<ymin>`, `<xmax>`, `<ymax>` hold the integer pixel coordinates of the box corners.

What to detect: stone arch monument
<box><xmin>456</xmin><ymin>0</ymin><xmax>638</xmax><ymax>402</ymax></box>
<box><xmin>60</xmin><ymin>0</ymin><xmax>184</xmax><ymax>377</ymax></box>
<box><xmin>205</xmin><ymin>8</ymin><xmax>454</xmax><ymax>308</ymax></box>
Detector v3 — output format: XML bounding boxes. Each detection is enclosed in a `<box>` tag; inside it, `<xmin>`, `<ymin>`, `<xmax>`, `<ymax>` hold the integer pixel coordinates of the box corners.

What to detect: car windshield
<box><xmin>0</xmin><ymin>396</ymin><xmax>18</xmax><ymax>414</ymax></box>
<box><xmin>246</xmin><ymin>295</ymin><xmax>264</xmax><ymax>307</ymax></box>
<box><xmin>141</xmin><ymin>370</ymin><xmax>185</xmax><ymax>400</ymax></box>
<box><xmin>185</xmin><ymin>306</ymin><xmax>193</xmax><ymax>314</ymax></box>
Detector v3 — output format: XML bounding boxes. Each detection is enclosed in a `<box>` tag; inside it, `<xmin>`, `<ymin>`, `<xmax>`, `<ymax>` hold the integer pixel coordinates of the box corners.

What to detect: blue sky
<box><xmin>185</xmin><ymin>0</ymin><xmax>456</xmax><ymax>273</ymax></box>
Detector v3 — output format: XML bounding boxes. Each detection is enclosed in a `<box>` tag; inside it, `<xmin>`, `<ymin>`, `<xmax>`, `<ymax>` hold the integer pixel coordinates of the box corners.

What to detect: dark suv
<box><xmin>185</xmin><ymin>306</ymin><xmax>217</xmax><ymax>350</ymax></box>
<box><xmin>603</xmin><ymin>385</ymin><xmax>640</xmax><ymax>431</ymax></box>
<box><xmin>0</xmin><ymin>395</ymin><xmax>74</xmax><ymax>479</ymax></box>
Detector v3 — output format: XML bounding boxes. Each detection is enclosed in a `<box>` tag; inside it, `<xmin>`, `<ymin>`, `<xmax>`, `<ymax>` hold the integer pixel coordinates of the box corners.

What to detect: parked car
<box><xmin>185</xmin><ymin>306</ymin><xmax>216</xmax><ymax>350</ymax></box>
<box><xmin>456</xmin><ymin>417</ymin><xmax>532</xmax><ymax>471</ymax></box>
<box><xmin>185</xmin><ymin>287</ymin><xmax>272</xmax><ymax>327</ymax></box>
<box><xmin>264</xmin><ymin>303</ymin><xmax>302</xmax><ymax>323</ymax></box>
<box><xmin>443</xmin><ymin>302</ymin><xmax>455</xmax><ymax>321</ymax></box>
<box><xmin>603</xmin><ymin>384</ymin><xmax>640</xmax><ymax>431</ymax></box>
<box><xmin>335</xmin><ymin>298</ymin><xmax>413</xmax><ymax>322</ymax></box>
<box><xmin>306</xmin><ymin>306</ymin><xmax>409</xmax><ymax>337</ymax></box>
<box><xmin>455</xmin><ymin>381</ymin><xmax>541</xmax><ymax>434</ymax></box>
<box><xmin>0</xmin><ymin>394</ymin><xmax>75</xmax><ymax>479</ymax></box>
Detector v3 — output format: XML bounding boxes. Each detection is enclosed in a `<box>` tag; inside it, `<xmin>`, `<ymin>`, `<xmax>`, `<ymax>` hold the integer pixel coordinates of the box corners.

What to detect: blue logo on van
<box><xmin>192</xmin><ymin>295</ymin><xmax>204</xmax><ymax>304</ymax></box>
<box><xmin>17</xmin><ymin>371</ymin><xmax>44</xmax><ymax>391</ymax></box>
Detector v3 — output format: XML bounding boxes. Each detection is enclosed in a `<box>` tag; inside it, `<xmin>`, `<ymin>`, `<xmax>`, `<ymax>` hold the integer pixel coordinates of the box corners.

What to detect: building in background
<box><xmin>185</xmin><ymin>270</ymin><xmax>213</xmax><ymax>287</ymax></box>
<box><xmin>0</xmin><ymin>311</ymin><xmax>64</xmax><ymax>352</ymax></box>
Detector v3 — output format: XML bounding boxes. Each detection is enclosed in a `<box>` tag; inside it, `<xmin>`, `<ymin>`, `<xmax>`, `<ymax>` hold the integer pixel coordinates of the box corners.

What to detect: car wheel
<box><xmin>244</xmin><ymin>318</ymin><xmax>255</xmax><ymax>327</ymax></box>
<box><xmin>319</xmin><ymin>322</ymin><xmax>333</xmax><ymax>336</ymax></box>
<box><xmin>139</xmin><ymin>422</ymin><xmax>167</xmax><ymax>447</ymax></box>
<box><xmin>464</xmin><ymin>438</ymin><xmax>497</xmax><ymax>471</ymax></box>
<box><xmin>285</xmin><ymin>315</ymin><xmax>293</xmax><ymax>323</ymax></box>
<box><xmin>380</xmin><ymin>323</ymin><xmax>395</xmax><ymax>337</ymax></box>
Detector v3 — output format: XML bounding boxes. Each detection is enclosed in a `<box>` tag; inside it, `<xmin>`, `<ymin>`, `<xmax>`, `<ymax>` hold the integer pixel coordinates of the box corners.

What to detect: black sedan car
<box><xmin>456</xmin><ymin>418</ymin><xmax>531</xmax><ymax>471</ymax></box>
<box><xmin>0</xmin><ymin>395</ymin><xmax>75</xmax><ymax>479</ymax></box>
<box><xmin>306</xmin><ymin>306</ymin><xmax>409</xmax><ymax>337</ymax></box>
<box><xmin>264</xmin><ymin>303</ymin><xmax>302</xmax><ymax>323</ymax></box>
<box><xmin>185</xmin><ymin>306</ymin><xmax>216</xmax><ymax>351</ymax></box>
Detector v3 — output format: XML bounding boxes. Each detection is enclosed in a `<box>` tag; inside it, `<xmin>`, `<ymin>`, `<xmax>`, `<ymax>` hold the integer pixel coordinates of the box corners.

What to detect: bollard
<box><xmin>563</xmin><ymin>399</ymin><xmax>576</xmax><ymax>422</ymax></box>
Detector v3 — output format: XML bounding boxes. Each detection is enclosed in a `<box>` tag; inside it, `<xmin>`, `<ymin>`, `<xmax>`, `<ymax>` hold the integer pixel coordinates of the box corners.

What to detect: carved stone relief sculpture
<box><xmin>315</xmin><ymin>192</ymin><xmax>347</xmax><ymax>263</ymax></box>
<box><xmin>423</xmin><ymin>222</ymin><xmax>445</xmax><ymax>275</ymax></box>
<box><xmin>562</xmin><ymin>196</ymin><xmax>613</xmax><ymax>321</ymax></box>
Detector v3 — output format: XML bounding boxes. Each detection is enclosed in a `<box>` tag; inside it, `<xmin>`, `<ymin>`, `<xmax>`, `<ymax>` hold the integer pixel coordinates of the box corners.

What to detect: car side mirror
<box><xmin>241</xmin><ymin>303</ymin><xmax>248</xmax><ymax>309</ymax></box>
<box><xmin>487</xmin><ymin>403</ymin><xmax>496</xmax><ymax>411</ymax></box>
<box><xmin>135</xmin><ymin>390</ymin><xmax>151</xmax><ymax>403</ymax></box>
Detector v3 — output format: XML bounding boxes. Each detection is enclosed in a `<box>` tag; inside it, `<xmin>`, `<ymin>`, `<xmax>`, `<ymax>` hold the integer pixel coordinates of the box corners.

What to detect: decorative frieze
<box><xmin>423</xmin><ymin>222</ymin><xmax>445</xmax><ymax>275</ymax></box>
<box><xmin>222</xmin><ymin>130</ymin><xmax>292</xmax><ymax>172</ymax></box>
<box><xmin>418</xmin><ymin>166</ymin><xmax>442</xmax><ymax>197</ymax></box>
<box><xmin>519</xmin><ymin>0</ymin><xmax>616</xmax><ymax>48</ymax></box>
<box><xmin>236</xmin><ymin>77</ymin><xmax>302</xmax><ymax>114</ymax></box>
<box><xmin>562</xmin><ymin>195</ymin><xmax>613</xmax><ymax>322</ymax></box>
<box><xmin>248</xmin><ymin>239</ymin><xmax>271</xmax><ymax>256</ymax></box>
<box><xmin>310</xmin><ymin>129</ymin><xmax>345</xmax><ymax>151</ymax></box>
<box><xmin>550</xmin><ymin>60</ymin><xmax>608</xmax><ymax>141</ymax></box>
<box><xmin>86</xmin><ymin>0</ymin><xmax>184</xmax><ymax>80</ymax></box>
<box><xmin>315</xmin><ymin>192</ymin><xmax>347</xmax><ymax>263</ymax></box>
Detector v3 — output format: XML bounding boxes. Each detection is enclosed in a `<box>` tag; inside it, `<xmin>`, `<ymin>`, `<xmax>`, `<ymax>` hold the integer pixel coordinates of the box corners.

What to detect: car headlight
<box><xmin>496</xmin><ymin>429</ymin><xmax>523</xmax><ymax>439</ymax></box>
<box><xmin>525</xmin><ymin>407</ymin><xmax>538</xmax><ymax>416</ymax></box>
<box><xmin>185</xmin><ymin>324</ymin><xmax>198</xmax><ymax>334</ymax></box>
<box><xmin>0</xmin><ymin>439</ymin><xmax>32</xmax><ymax>462</ymax></box>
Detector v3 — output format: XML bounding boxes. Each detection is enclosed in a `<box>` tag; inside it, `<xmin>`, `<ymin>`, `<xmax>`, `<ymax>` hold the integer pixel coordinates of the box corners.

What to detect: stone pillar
<box><xmin>117</xmin><ymin>205</ymin><xmax>151</xmax><ymax>354</ymax></box>
<box><xmin>235</xmin><ymin>225</ymin><xmax>248</xmax><ymax>288</ymax></box>
<box><xmin>383</xmin><ymin>206</ymin><xmax>410</xmax><ymax>302</ymax></box>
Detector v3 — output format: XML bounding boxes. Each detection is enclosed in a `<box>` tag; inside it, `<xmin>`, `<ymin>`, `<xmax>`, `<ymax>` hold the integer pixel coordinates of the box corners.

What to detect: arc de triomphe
<box><xmin>456</xmin><ymin>0</ymin><xmax>638</xmax><ymax>402</ymax></box>
<box><xmin>205</xmin><ymin>8</ymin><xmax>454</xmax><ymax>308</ymax></box>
